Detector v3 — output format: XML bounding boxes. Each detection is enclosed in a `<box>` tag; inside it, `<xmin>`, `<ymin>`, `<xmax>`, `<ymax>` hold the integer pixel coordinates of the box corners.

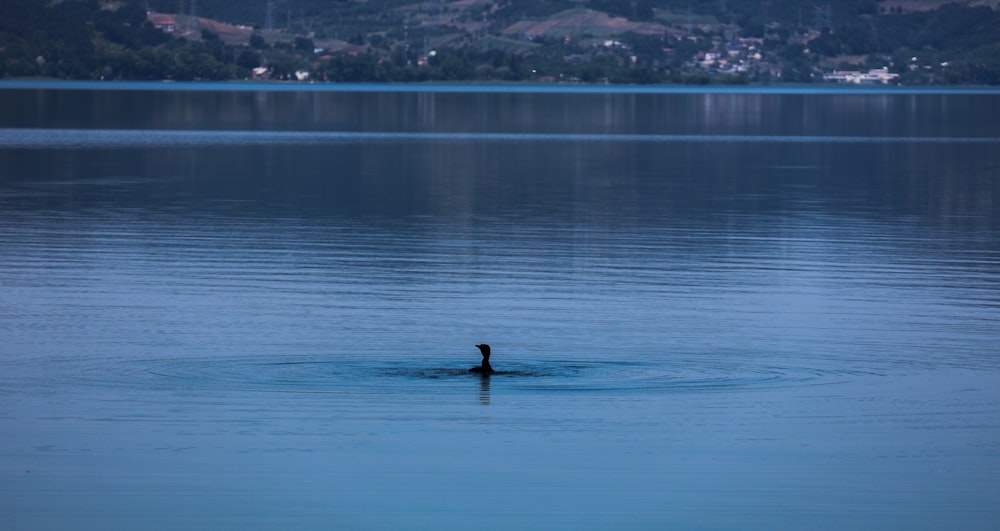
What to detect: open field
<box><xmin>502</xmin><ymin>8</ymin><xmax>667</xmax><ymax>39</ymax></box>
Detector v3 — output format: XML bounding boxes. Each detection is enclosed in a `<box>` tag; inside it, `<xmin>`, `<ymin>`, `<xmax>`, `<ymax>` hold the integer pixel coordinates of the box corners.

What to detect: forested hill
<box><xmin>2</xmin><ymin>0</ymin><xmax>999</xmax><ymax>84</ymax></box>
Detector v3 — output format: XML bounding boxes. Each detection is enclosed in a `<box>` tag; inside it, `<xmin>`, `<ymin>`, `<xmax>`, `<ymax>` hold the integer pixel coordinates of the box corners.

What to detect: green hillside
<box><xmin>2</xmin><ymin>0</ymin><xmax>998</xmax><ymax>84</ymax></box>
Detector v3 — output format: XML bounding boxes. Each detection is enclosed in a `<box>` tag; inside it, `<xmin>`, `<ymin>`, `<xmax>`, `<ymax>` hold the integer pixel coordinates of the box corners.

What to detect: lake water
<box><xmin>1</xmin><ymin>82</ymin><xmax>999</xmax><ymax>529</ymax></box>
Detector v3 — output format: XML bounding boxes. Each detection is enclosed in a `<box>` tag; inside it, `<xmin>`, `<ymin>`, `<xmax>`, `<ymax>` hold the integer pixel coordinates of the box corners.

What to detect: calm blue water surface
<box><xmin>1</xmin><ymin>83</ymin><xmax>999</xmax><ymax>529</ymax></box>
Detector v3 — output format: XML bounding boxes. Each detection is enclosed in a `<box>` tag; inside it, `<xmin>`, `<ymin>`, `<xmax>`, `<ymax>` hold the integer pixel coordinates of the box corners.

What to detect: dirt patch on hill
<box><xmin>502</xmin><ymin>8</ymin><xmax>666</xmax><ymax>38</ymax></box>
<box><xmin>147</xmin><ymin>13</ymin><xmax>253</xmax><ymax>45</ymax></box>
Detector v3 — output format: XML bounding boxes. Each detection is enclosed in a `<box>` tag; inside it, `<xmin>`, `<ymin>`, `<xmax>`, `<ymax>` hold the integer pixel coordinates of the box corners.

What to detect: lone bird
<box><xmin>470</xmin><ymin>344</ymin><xmax>495</xmax><ymax>375</ymax></box>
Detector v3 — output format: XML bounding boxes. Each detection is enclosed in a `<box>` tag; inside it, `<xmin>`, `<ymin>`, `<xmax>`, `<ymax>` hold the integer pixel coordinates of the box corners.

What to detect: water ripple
<box><xmin>0</xmin><ymin>354</ymin><xmax>878</xmax><ymax>398</ymax></box>
<box><xmin>2</xmin><ymin>128</ymin><xmax>999</xmax><ymax>149</ymax></box>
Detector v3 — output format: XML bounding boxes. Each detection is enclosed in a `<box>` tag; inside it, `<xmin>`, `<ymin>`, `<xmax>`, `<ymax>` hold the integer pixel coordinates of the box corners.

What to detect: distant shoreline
<box><xmin>3</xmin><ymin>79</ymin><xmax>999</xmax><ymax>95</ymax></box>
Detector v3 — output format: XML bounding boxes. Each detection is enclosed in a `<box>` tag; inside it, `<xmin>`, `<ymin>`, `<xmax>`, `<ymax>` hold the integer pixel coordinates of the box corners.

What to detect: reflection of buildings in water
<box><xmin>600</xmin><ymin>92</ymin><xmax>638</xmax><ymax>130</ymax></box>
<box><xmin>697</xmin><ymin>92</ymin><xmax>766</xmax><ymax>130</ymax></box>
<box><xmin>417</xmin><ymin>91</ymin><xmax>437</xmax><ymax>129</ymax></box>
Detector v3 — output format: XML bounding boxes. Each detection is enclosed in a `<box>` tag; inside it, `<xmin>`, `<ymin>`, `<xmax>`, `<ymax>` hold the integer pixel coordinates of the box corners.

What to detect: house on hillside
<box><xmin>148</xmin><ymin>13</ymin><xmax>176</xmax><ymax>33</ymax></box>
<box><xmin>252</xmin><ymin>67</ymin><xmax>270</xmax><ymax>80</ymax></box>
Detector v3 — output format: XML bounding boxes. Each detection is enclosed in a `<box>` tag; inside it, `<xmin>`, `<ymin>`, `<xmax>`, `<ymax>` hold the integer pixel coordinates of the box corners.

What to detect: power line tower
<box><xmin>481</xmin><ymin>10</ymin><xmax>488</xmax><ymax>49</ymax></box>
<box><xmin>189</xmin><ymin>0</ymin><xmax>199</xmax><ymax>31</ymax></box>
<box><xmin>814</xmin><ymin>4</ymin><xmax>831</xmax><ymax>31</ymax></box>
<box><xmin>265</xmin><ymin>0</ymin><xmax>274</xmax><ymax>31</ymax></box>
<box><xmin>404</xmin><ymin>16</ymin><xmax>410</xmax><ymax>64</ymax></box>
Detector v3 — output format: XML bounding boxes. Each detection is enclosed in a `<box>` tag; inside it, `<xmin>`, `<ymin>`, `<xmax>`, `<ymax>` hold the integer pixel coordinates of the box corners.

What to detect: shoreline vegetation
<box><xmin>4</xmin><ymin>80</ymin><xmax>1000</xmax><ymax>94</ymax></box>
<box><xmin>2</xmin><ymin>0</ymin><xmax>999</xmax><ymax>86</ymax></box>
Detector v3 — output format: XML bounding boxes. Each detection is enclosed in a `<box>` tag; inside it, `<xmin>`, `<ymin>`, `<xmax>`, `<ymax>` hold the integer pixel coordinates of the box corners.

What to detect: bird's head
<box><xmin>475</xmin><ymin>344</ymin><xmax>491</xmax><ymax>360</ymax></box>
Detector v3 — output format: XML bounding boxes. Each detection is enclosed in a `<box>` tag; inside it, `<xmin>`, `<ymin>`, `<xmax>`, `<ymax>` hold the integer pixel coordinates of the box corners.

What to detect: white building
<box><xmin>823</xmin><ymin>67</ymin><xmax>899</xmax><ymax>84</ymax></box>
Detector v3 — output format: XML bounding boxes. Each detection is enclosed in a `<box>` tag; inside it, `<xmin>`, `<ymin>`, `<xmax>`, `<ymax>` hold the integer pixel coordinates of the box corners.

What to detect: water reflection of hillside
<box><xmin>4</xmin><ymin>88</ymin><xmax>998</xmax><ymax>139</ymax></box>
<box><xmin>1</xmin><ymin>88</ymin><xmax>996</xmax><ymax>237</ymax></box>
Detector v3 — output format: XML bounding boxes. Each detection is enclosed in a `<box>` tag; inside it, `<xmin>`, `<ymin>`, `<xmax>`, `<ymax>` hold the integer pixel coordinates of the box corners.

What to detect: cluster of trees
<box><xmin>807</xmin><ymin>4</ymin><xmax>1000</xmax><ymax>85</ymax></box>
<box><xmin>308</xmin><ymin>45</ymin><xmax>741</xmax><ymax>85</ymax></box>
<box><xmin>2</xmin><ymin>0</ymin><xmax>998</xmax><ymax>84</ymax></box>
<box><xmin>1</xmin><ymin>0</ymin><xmax>243</xmax><ymax>80</ymax></box>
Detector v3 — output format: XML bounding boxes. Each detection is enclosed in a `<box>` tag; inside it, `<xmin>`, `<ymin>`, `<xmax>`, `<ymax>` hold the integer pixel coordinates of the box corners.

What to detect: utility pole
<box><xmin>481</xmin><ymin>10</ymin><xmax>488</xmax><ymax>49</ymax></box>
<box><xmin>404</xmin><ymin>16</ymin><xmax>410</xmax><ymax>64</ymax></box>
<box><xmin>814</xmin><ymin>4</ymin><xmax>831</xmax><ymax>31</ymax></box>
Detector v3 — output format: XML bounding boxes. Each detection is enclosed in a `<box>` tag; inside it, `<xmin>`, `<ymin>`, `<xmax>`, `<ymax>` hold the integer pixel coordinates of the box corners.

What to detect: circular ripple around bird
<box><xmin>30</xmin><ymin>352</ymin><xmax>875</xmax><ymax>397</ymax></box>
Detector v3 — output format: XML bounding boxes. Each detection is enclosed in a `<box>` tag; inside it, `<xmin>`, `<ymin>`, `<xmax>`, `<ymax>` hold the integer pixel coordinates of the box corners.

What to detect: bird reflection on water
<box><xmin>471</xmin><ymin>344</ymin><xmax>493</xmax><ymax>405</ymax></box>
<box><xmin>478</xmin><ymin>375</ymin><xmax>490</xmax><ymax>406</ymax></box>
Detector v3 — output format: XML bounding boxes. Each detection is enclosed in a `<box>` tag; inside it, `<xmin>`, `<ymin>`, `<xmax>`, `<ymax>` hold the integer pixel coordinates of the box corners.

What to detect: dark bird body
<box><xmin>470</xmin><ymin>344</ymin><xmax>495</xmax><ymax>375</ymax></box>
